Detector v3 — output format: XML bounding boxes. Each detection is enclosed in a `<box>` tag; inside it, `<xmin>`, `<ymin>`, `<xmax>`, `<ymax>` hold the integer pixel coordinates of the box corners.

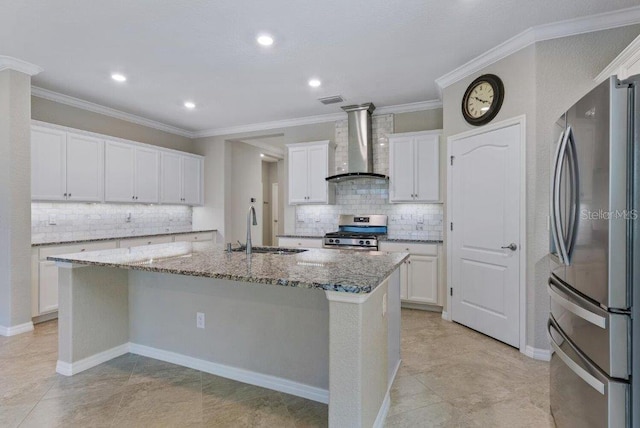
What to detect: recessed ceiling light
<box><xmin>308</xmin><ymin>79</ymin><xmax>321</xmax><ymax>88</ymax></box>
<box><xmin>260</xmin><ymin>153</ymin><xmax>265</xmax><ymax>158</ymax></box>
<box><xmin>111</xmin><ymin>73</ymin><xmax>127</xmax><ymax>82</ymax></box>
<box><xmin>257</xmin><ymin>35</ymin><xmax>274</xmax><ymax>46</ymax></box>
<box><xmin>184</xmin><ymin>101</ymin><xmax>196</xmax><ymax>109</ymax></box>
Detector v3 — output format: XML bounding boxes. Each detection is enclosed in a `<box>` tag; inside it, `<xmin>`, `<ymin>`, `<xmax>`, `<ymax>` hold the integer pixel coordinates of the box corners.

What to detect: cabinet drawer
<box><xmin>39</xmin><ymin>241</ymin><xmax>118</xmax><ymax>259</ymax></box>
<box><xmin>379</xmin><ymin>242</ymin><xmax>438</xmax><ymax>256</ymax></box>
<box><xmin>119</xmin><ymin>235</ymin><xmax>173</xmax><ymax>248</ymax></box>
<box><xmin>278</xmin><ymin>237</ymin><xmax>323</xmax><ymax>248</ymax></box>
<box><xmin>173</xmin><ymin>232</ymin><xmax>214</xmax><ymax>243</ymax></box>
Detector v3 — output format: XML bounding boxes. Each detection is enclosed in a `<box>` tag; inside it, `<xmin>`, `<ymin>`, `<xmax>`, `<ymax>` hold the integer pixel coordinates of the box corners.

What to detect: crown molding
<box><xmin>194</xmin><ymin>99</ymin><xmax>442</xmax><ymax>138</ymax></box>
<box><xmin>375</xmin><ymin>99</ymin><xmax>442</xmax><ymax>115</ymax></box>
<box><xmin>435</xmin><ymin>5</ymin><xmax>640</xmax><ymax>92</ymax></box>
<box><xmin>0</xmin><ymin>56</ymin><xmax>43</xmax><ymax>76</ymax></box>
<box><xmin>595</xmin><ymin>33</ymin><xmax>640</xmax><ymax>83</ymax></box>
<box><xmin>31</xmin><ymin>86</ymin><xmax>195</xmax><ymax>138</ymax></box>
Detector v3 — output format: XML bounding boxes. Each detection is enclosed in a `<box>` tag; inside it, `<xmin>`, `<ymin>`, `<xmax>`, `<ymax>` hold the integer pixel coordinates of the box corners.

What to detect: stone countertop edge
<box><xmin>48</xmin><ymin>245</ymin><xmax>409</xmax><ymax>294</ymax></box>
<box><xmin>32</xmin><ymin>229</ymin><xmax>218</xmax><ymax>247</ymax></box>
<box><xmin>276</xmin><ymin>234</ymin><xmax>325</xmax><ymax>239</ymax></box>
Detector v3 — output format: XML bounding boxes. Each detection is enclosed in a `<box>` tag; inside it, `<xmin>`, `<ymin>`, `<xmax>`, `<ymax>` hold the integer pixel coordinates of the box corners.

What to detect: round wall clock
<box><xmin>461</xmin><ymin>74</ymin><xmax>504</xmax><ymax>126</ymax></box>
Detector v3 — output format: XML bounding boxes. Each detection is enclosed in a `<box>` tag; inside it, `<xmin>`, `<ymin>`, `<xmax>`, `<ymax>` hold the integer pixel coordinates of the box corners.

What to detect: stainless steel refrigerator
<box><xmin>548</xmin><ymin>74</ymin><xmax>639</xmax><ymax>427</ymax></box>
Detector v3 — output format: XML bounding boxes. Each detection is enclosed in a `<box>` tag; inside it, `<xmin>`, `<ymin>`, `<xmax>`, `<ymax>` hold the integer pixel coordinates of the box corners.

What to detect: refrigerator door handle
<box><xmin>565</xmin><ymin>127</ymin><xmax>580</xmax><ymax>259</ymax></box>
<box><xmin>551</xmin><ymin>130</ymin><xmax>566</xmax><ymax>264</ymax></box>
<box><xmin>548</xmin><ymin>320</ymin><xmax>606</xmax><ymax>395</ymax></box>
<box><xmin>552</xmin><ymin>129</ymin><xmax>570</xmax><ymax>264</ymax></box>
<box><xmin>548</xmin><ymin>277</ymin><xmax>606</xmax><ymax>328</ymax></box>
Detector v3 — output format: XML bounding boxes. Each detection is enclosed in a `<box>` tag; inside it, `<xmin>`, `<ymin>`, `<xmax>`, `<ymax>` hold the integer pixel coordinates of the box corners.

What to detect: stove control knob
<box><xmin>335</xmin><ymin>239</ymin><xmax>340</xmax><ymax>244</ymax></box>
<box><xmin>366</xmin><ymin>240</ymin><xmax>371</xmax><ymax>245</ymax></box>
<box><xmin>359</xmin><ymin>240</ymin><xmax>364</xmax><ymax>245</ymax></box>
<box><xmin>329</xmin><ymin>239</ymin><xmax>334</xmax><ymax>243</ymax></box>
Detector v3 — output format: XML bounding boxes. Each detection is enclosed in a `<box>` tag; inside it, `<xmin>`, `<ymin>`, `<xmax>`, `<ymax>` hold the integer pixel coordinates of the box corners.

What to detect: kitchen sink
<box><xmin>231</xmin><ymin>246</ymin><xmax>307</xmax><ymax>255</ymax></box>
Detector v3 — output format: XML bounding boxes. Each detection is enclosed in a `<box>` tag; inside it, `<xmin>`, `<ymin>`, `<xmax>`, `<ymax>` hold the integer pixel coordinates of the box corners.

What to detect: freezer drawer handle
<box><xmin>548</xmin><ymin>278</ymin><xmax>606</xmax><ymax>329</ymax></box>
<box><xmin>548</xmin><ymin>322</ymin><xmax>605</xmax><ymax>395</ymax></box>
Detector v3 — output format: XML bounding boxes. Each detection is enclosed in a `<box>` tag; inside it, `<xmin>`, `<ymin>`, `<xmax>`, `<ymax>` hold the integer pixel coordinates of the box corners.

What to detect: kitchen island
<box><xmin>50</xmin><ymin>242</ymin><xmax>407</xmax><ymax>428</ymax></box>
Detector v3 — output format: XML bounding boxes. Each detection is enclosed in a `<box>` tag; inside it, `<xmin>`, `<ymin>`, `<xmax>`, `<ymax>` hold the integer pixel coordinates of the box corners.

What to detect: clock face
<box><xmin>465</xmin><ymin>81</ymin><xmax>494</xmax><ymax>119</ymax></box>
<box><xmin>461</xmin><ymin>74</ymin><xmax>504</xmax><ymax>126</ymax></box>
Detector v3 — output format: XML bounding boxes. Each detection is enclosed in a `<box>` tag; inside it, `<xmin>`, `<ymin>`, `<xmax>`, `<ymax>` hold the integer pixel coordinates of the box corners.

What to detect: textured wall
<box><xmin>0</xmin><ymin>70</ymin><xmax>32</xmax><ymax>329</ymax></box>
<box><xmin>31</xmin><ymin>203</ymin><xmax>193</xmax><ymax>244</ymax></box>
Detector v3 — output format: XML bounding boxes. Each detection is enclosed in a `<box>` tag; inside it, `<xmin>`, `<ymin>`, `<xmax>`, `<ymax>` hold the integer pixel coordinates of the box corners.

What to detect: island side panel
<box><xmin>326</xmin><ymin>279</ymin><xmax>389</xmax><ymax>428</ymax></box>
<box><xmin>57</xmin><ymin>265</ymin><xmax>129</xmax><ymax>369</ymax></box>
<box><xmin>127</xmin><ymin>271</ymin><xmax>330</xmax><ymax>392</ymax></box>
<box><xmin>387</xmin><ymin>268</ymin><xmax>401</xmax><ymax>384</ymax></box>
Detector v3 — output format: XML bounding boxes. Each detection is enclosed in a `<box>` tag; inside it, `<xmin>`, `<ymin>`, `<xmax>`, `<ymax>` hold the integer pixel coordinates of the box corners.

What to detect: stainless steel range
<box><xmin>323</xmin><ymin>215</ymin><xmax>387</xmax><ymax>251</ymax></box>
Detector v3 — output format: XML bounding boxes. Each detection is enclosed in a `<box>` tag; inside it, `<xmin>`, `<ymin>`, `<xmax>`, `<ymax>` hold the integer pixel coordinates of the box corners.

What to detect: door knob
<box><xmin>501</xmin><ymin>243</ymin><xmax>518</xmax><ymax>251</ymax></box>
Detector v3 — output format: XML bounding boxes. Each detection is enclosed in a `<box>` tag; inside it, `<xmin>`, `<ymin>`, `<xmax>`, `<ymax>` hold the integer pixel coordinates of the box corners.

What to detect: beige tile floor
<box><xmin>0</xmin><ymin>309</ymin><xmax>552</xmax><ymax>427</ymax></box>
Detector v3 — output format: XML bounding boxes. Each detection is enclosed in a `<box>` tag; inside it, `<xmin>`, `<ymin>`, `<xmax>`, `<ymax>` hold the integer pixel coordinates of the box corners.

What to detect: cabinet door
<box><xmin>414</xmin><ymin>134</ymin><xmax>440</xmax><ymax>202</ymax></box>
<box><xmin>407</xmin><ymin>255</ymin><xmax>438</xmax><ymax>304</ymax></box>
<box><xmin>182</xmin><ymin>156</ymin><xmax>202</xmax><ymax>205</ymax></box>
<box><xmin>389</xmin><ymin>136</ymin><xmax>415</xmax><ymax>202</ymax></box>
<box><xmin>288</xmin><ymin>147</ymin><xmax>309</xmax><ymax>204</ymax></box>
<box><xmin>31</xmin><ymin>126</ymin><xmax>67</xmax><ymax>201</ymax></box>
<box><xmin>134</xmin><ymin>147</ymin><xmax>160</xmax><ymax>203</ymax></box>
<box><xmin>66</xmin><ymin>133</ymin><xmax>104</xmax><ymax>202</ymax></box>
<box><xmin>105</xmin><ymin>141</ymin><xmax>136</xmax><ymax>202</ymax></box>
<box><xmin>160</xmin><ymin>152</ymin><xmax>183</xmax><ymax>204</ymax></box>
<box><xmin>307</xmin><ymin>145</ymin><xmax>328</xmax><ymax>203</ymax></box>
<box><xmin>39</xmin><ymin>260</ymin><xmax>59</xmax><ymax>313</ymax></box>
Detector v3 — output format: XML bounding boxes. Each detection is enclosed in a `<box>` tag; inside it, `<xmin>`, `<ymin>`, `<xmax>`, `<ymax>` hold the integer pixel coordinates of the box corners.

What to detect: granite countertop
<box><xmin>380</xmin><ymin>238</ymin><xmax>443</xmax><ymax>244</ymax></box>
<box><xmin>32</xmin><ymin>229</ymin><xmax>217</xmax><ymax>247</ymax></box>
<box><xmin>276</xmin><ymin>234</ymin><xmax>324</xmax><ymax>239</ymax></box>
<box><xmin>48</xmin><ymin>242</ymin><xmax>408</xmax><ymax>294</ymax></box>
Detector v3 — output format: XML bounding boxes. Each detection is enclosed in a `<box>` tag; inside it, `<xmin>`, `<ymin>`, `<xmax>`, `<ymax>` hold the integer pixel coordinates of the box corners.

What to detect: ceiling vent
<box><xmin>318</xmin><ymin>95</ymin><xmax>344</xmax><ymax>105</ymax></box>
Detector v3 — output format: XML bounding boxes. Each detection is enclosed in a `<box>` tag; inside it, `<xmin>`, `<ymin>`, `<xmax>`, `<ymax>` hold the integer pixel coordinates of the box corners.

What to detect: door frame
<box><xmin>271</xmin><ymin>182</ymin><xmax>279</xmax><ymax>245</ymax></box>
<box><xmin>446</xmin><ymin>115</ymin><xmax>527</xmax><ymax>354</ymax></box>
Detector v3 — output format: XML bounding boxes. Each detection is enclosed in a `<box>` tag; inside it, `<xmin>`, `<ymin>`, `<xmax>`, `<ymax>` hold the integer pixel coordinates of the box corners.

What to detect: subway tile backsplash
<box><xmin>32</xmin><ymin>203</ymin><xmax>193</xmax><ymax>244</ymax></box>
<box><xmin>294</xmin><ymin>179</ymin><xmax>443</xmax><ymax>240</ymax></box>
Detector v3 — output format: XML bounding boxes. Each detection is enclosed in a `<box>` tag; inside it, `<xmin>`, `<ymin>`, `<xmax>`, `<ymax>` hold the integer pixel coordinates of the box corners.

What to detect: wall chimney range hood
<box><xmin>326</xmin><ymin>103</ymin><xmax>388</xmax><ymax>182</ymax></box>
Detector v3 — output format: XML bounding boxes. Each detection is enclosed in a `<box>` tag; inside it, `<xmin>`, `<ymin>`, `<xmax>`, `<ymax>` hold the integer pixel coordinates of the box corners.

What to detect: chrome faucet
<box><xmin>246</xmin><ymin>205</ymin><xmax>257</xmax><ymax>255</ymax></box>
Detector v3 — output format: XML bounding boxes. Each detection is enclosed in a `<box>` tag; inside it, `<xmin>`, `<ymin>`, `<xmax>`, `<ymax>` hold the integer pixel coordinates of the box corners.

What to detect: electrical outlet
<box><xmin>196</xmin><ymin>312</ymin><xmax>205</xmax><ymax>329</ymax></box>
<box><xmin>48</xmin><ymin>215</ymin><xmax>56</xmax><ymax>225</ymax></box>
<box><xmin>382</xmin><ymin>293</ymin><xmax>387</xmax><ymax>316</ymax></box>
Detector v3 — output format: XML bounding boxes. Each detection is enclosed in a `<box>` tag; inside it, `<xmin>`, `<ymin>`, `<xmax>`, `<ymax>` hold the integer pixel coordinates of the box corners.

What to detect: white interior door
<box><xmin>272</xmin><ymin>183</ymin><xmax>279</xmax><ymax>245</ymax></box>
<box><xmin>450</xmin><ymin>123</ymin><xmax>521</xmax><ymax>348</ymax></box>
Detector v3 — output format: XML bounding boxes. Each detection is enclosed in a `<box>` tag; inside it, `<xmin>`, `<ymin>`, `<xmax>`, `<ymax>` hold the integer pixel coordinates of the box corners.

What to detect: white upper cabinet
<box><xmin>160</xmin><ymin>153</ymin><xmax>203</xmax><ymax>205</ymax></box>
<box><xmin>134</xmin><ymin>147</ymin><xmax>160</xmax><ymax>203</ymax></box>
<box><xmin>31</xmin><ymin>126</ymin><xmax>104</xmax><ymax>202</ymax></box>
<box><xmin>105</xmin><ymin>141</ymin><xmax>160</xmax><ymax>203</ymax></box>
<box><xmin>66</xmin><ymin>133</ymin><xmax>104</xmax><ymax>202</ymax></box>
<box><xmin>32</xmin><ymin>126</ymin><xmax>67</xmax><ymax>201</ymax></box>
<box><xmin>32</xmin><ymin>123</ymin><xmax>203</xmax><ymax>206</ymax></box>
<box><xmin>287</xmin><ymin>140</ymin><xmax>334</xmax><ymax>205</ymax></box>
<box><xmin>105</xmin><ymin>141</ymin><xmax>136</xmax><ymax>202</ymax></box>
<box><xmin>181</xmin><ymin>156</ymin><xmax>202</xmax><ymax>205</ymax></box>
<box><xmin>389</xmin><ymin>131</ymin><xmax>441</xmax><ymax>203</ymax></box>
<box><xmin>160</xmin><ymin>152</ymin><xmax>183</xmax><ymax>204</ymax></box>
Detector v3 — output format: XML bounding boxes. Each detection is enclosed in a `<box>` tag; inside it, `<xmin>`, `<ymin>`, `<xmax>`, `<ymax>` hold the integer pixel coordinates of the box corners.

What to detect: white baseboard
<box><xmin>373</xmin><ymin>359</ymin><xmax>401</xmax><ymax>428</ymax></box>
<box><xmin>129</xmin><ymin>343</ymin><xmax>329</xmax><ymax>404</ymax></box>
<box><xmin>0</xmin><ymin>321</ymin><xmax>34</xmax><ymax>337</ymax></box>
<box><xmin>441</xmin><ymin>311</ymin><xmax>451</xmax><ymax>321</ymax></box>
<box><xmin>524</xmin><ymin>345</ymin><xmax>552</xmax><ymax>361</ymax></box>
<box><xmin>56</xmin><ymin>343</ymin><xmax>130</xmax><ymax>376</ymax></box>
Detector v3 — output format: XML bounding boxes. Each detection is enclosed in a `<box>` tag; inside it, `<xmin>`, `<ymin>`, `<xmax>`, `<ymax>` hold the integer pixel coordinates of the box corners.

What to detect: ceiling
<box><xmin>1</xmin><ymin>0</ymin><xmax>638</xmax><ymax>133</ymax></box>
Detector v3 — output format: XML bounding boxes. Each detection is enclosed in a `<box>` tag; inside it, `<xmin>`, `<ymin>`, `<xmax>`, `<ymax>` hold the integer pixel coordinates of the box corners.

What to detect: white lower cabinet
<box><xmin>380</xmin><ymin>242</ymin><xmax>442</xmax><ymax>306</ymax></box>
<box><xmin>277</xmin><ymin>237</ymin><xmax>323</xmax><ymax>248</ymax></box>
<box><xmin>33</xmin><ymin>241</ymin><xmax>118</xmax><ymax>316</ymax></box>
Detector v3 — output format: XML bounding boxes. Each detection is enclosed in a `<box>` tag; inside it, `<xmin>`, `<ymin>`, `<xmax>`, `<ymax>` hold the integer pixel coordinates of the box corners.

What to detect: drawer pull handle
<box><xmin>548</xmin><ymin>278</ymin><xmax>606</xmax><ymax>328</ymax></box>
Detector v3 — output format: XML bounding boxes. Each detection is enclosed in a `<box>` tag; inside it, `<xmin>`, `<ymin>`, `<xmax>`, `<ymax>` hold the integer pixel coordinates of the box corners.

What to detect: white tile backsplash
<box><xmin>32</xmin><ymin>203</ymin><xmax>193</xmax><ymax>244</ymax></box>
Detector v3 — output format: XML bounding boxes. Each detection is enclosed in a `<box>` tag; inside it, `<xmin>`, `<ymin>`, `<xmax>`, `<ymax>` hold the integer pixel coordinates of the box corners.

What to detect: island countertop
<box><xmin>48</xmin><ymin>242</ymin><xmax>408</xmax><ymax>294</ymax></box>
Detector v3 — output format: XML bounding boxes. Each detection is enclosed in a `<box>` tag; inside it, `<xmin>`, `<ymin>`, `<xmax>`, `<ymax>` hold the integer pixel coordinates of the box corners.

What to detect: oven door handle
<box><xmin>323</xmin><ymin>245</ymin><xmax>377</xmax><ymax>251</ymax></box>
